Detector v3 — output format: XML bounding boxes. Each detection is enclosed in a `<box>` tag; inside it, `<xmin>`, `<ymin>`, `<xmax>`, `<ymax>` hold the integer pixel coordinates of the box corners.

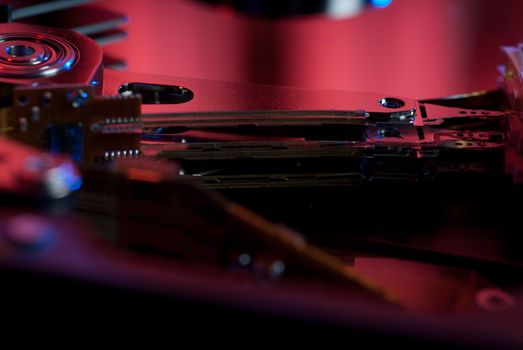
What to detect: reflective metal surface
<box><xmin>0</xmin><ymin>32</ymin><xmax>77</xmax><ymax>78</ymax></box>
<box><xmin>0</xmin><ymin>23</ymin><xmax>102</xmax><ymax>87</ymax></box>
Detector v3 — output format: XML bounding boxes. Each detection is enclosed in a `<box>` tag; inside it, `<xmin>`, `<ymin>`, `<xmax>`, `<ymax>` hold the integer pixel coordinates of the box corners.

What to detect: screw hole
<box><xmin>6</xmin><ymin>45</ymin><xmax>35</xmax><ymax>57</ymax></box>
<box><xmin>378</xmin><ymin>97</ymin><xmax>405</xmax><ymax>109</ymax></box>
<box><xmin>119</xmin><ymin>82</ymin><xmax>194</xmax><ymax>105</ymax></box>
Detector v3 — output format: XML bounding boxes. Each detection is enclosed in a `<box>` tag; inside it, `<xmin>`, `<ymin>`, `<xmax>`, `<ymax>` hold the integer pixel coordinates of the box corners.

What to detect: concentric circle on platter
<box><xmin>0</xmin><ymin>32</ymin><xmax>78</xmax><ymax>78</ymax></box>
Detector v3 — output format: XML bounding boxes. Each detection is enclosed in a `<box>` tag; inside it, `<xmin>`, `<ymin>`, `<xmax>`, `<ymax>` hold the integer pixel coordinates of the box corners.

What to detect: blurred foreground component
<box><xmin>0</xmin><ymin>136</ymin><xmax>80</xmax><ymax>199</ymax></box>
<box><xmin>80</xmin><ymin>157</ymin><xmax>396</xmax><ymax>304</ymax></box>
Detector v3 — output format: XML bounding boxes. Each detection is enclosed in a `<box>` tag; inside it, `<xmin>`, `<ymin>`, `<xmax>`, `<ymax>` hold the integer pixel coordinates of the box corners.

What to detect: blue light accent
<box><xmin>90</xmin><ymin>80</ymin><xmax>100</xmax><ymax>86</ymax></box>
<box><xmin>58</xmin><ymin>163</ymin><xmax>83</xmax><ymax>191</ymax></box>
<box><xmin>370</xmin><ymin>0</ymin><xmax>392</xmax><ymax>8</ymax></box>
<box><xmin>142</xmin><ymin>134</ymin><xmax>164</xmax><ymax>141</ymax></box>
<box><xmin>64</xmin><ymin>58</ymin><xmax>74</xmax><ymax>70</ymax></box>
